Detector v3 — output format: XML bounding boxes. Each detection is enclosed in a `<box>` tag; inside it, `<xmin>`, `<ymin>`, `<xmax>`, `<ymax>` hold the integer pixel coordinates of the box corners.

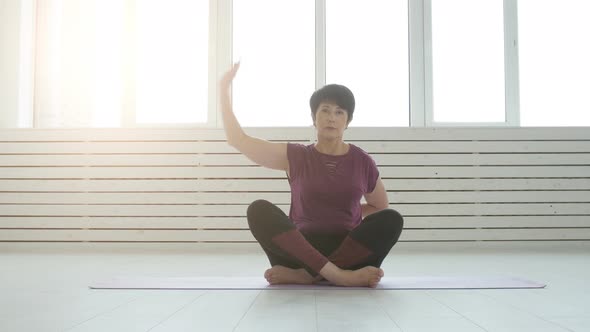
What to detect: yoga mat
<box><xmin>89</xmin><ymin>276</ymin><xmax>546</xmax><ymax>290</ymax></box>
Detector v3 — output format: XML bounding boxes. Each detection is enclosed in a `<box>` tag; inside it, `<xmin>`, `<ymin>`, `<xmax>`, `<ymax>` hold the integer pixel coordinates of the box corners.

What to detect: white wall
<box><xmin>1</xmin><ymin>127</ymin><xmax>589</xmax><ymax>243</ymax></box>
<box><xmin>0</xmin><ymin>0</ymin><xmax>21</xmax><ymax>127</ymax></box>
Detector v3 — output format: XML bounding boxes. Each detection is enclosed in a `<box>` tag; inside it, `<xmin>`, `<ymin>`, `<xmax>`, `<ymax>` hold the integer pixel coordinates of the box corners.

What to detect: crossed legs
<box><xmin>246</xmin><ymin>199</ymin><xmax>404</xmax><ymax>288</ymax></box>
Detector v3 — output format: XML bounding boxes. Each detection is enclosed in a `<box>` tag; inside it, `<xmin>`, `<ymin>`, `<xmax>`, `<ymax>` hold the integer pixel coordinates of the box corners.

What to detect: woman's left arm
<box><xmin>362</xmin><ymin>177</ymin><xmax>389</xmax><ymax>219</ymax></box>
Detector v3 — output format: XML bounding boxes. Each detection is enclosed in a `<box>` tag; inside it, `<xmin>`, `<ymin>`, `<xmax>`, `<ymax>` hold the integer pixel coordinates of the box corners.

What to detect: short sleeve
<box><xmin>366</xmin><ymin>155</ymin><xmax>380</xmax><ymax>193</ymax></box>
<box><xmin>287</xmin><ymin>143</ymin><xmax>307</xmax><ymax>181</ymax></box>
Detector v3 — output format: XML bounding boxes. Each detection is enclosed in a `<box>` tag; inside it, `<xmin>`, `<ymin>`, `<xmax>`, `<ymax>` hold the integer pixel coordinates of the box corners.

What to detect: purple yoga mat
<box><xmin>89</xmin><ymin>276</ymin><xmax>546</xmax><ymax>290</ymax></box>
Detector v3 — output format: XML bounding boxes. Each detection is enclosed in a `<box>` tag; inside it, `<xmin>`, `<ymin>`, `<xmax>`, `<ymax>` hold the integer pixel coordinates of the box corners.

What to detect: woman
<box><xmin>220</xmin><ymin>62</ymin><xmax>404</xmax><ymax>288</ymax></box>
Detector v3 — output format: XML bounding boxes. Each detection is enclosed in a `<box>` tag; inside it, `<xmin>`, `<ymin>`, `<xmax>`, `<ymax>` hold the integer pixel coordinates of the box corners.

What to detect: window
<box><xmin>518</xmin><ymin>0</ymin><xmax>590</xmax><ymax>126</ymax></box>
<box><xmin>135</xmin><ymin>0</ymin><xmax>209</xmax><ymax>125</ymax></box>
<box><xmin>34</xmin><ymin>0</ymin><xmax>108</xmax><ymax>127</ymax></box>
<box><xmin>32</xmin><ymin>0</ymin><xmax>209</xmax><ymax>127</ymax></box>
<box><xmin>326</xmin><ymin>0</ymin><xmax>409</xmax><ymax>127</ymax></box>
<box><xmin>232</xmin><ymin>0</ymin><xmax>315</xmax><ymax>127</ymax></box>
<box><xmin>93</xmin><ymin>0</ymin><xmax>124</xmax><ymax>127</ymax></box>
<box><xmin>429</xmin><ymin>0</ymin><xmax>505</xmax><ymax>124</ymax></box>
<box><xmin>4</xmin><ymin>0</ymin><xmax>589</xmax><ymax>129</ymax></box>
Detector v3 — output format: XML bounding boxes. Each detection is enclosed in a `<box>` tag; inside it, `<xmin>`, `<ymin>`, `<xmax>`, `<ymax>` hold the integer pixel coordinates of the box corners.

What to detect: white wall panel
<box><xmin>1</xmin><ymin>127</ymin><xmax>589</xmax><ymax>242</ymax></box>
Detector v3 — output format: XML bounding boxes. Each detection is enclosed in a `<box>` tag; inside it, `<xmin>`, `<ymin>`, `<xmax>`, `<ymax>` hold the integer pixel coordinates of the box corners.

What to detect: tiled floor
<box><xmin>1</xmin><ymin>241</ymin><xmax>588</xmax><ymax>332</ymax></box>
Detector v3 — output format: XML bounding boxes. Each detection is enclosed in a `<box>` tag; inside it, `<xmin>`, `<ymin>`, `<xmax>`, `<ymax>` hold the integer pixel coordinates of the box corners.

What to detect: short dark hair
<box><xmin>309</xmin><ymin>84</ymin><xmax>355</xmax><ymax>123</ymax></box>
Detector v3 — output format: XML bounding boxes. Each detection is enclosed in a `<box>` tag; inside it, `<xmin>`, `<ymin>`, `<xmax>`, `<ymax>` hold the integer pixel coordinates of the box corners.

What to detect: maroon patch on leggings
<box><xmin>328</xmin><ymin>236</ymin><xmax>374</xmax><ymax>269</ymax></box>
<box><xmin>271</xmin><ymin>229</ymin><xmax>329</xmax><ymax>273</ymax></box>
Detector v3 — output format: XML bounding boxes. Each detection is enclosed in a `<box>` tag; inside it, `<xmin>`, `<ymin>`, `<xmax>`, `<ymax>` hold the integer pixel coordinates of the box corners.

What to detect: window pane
<box><xmin>135</xmin><ymin>0</ymin><xmax>208</xmax><ymax>124</ymax></box>
<box><xmin>233</xmin><ymin>0</ymin><xmax>315</xmax><ymax>127</ymax></box>
<box><xmin>35</xmin><ymin>0</ymin><xmax>115</xmax><ymax>127</ymax></box>
<box><xmin>519</xmin><ymin>0</ymin><xmax>590</xmax><ymax>126</ymax></box>
<box><xmin>326</xmin><ymin>0</ymin><xmax>409</xmax><ymax>127</ymax></box>
<box><xmin>34</xmin><ymin>0</ymin><xmax>207</xmax><ymax>127</ymax></box>
<box><xmin>0</xmin><ymin>0</ymin><xmax>22</xmax><ymax>127</ymax></box>
<box><xmin>93</xmin><ymin>0</ymin><xmax>123</xmax><ymax>127</ymax></box>
<box><xmin>431</xmin><ymin>0</ymin><xmax>505</xmax><ymax>123</ymax></box>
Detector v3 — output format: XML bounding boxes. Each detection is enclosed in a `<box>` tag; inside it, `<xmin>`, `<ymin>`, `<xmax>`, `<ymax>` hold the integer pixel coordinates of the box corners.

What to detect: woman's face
<box><xmin>313</xmin><ymin>101</ymin><xmax>349</xmax><ymax>138</ymax></box>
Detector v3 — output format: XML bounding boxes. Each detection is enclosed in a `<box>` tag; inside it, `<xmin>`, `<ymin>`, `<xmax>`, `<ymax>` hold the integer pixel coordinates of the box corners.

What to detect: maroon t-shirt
<box><xmin>286</xmin><ymin>143</ymin><xmax>380</xmax><ymax>235</ymax></box>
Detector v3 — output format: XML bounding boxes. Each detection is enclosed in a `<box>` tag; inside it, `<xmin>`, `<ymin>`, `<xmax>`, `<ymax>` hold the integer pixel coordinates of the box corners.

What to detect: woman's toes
<box><xmin>264</xmin><ymin>269</ymin><xmax>273</xmax><ymax>283</ymax></box>
<box><xmin>369</xmin><ymin>276</ymin><xmax>380</xmax><ymax>288</ymax></box>
<box><xmin>264</xmin><ymin>269</ymin><xmax>272</xmax><ymax>278</ymax></box>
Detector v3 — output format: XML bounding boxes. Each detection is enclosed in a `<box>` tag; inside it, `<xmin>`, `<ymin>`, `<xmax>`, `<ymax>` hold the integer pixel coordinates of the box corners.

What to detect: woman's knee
<box><xmin>247</xmin><ymin>199</ymin><xmax>289</xmax><ymax>232</ymax></box>
<box><xmin>247</xmin><ymin>199</ymin><xmax>295</xmax><ymax>239</ymax></box>
<box><xmin>246</xmin><ymin>199</ymin><xmax>273</xmax><ymax>227</ymax></box>
<box><xmin>376</xmin><ymin>208</ymin><xmax>404</xmax><ymax>233</ymax></box>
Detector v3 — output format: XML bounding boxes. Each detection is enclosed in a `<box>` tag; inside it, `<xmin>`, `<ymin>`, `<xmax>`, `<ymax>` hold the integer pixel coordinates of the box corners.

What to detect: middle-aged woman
<box><xmin>220</xmin><ymin>62</ymin><xmax>404</xmax><ymax>288</ymax></box>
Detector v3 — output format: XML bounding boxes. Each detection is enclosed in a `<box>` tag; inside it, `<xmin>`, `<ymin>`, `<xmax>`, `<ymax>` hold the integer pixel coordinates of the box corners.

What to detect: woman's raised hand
<box><xmin>220</xmin><ymin>62</ymin><xmax>241</xmax><ymax>92</ymax></box>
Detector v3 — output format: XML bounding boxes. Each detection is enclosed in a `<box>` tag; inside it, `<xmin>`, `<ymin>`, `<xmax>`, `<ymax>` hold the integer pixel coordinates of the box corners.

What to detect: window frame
<box><xmin>421</xmin><ymin>0</ymin><xmax>520</xmax><ymax>127</ymax></box>
<box><xmin>219</xmin><ymin>0</ymin><xmax>523</xmax><ymax>128</ymax></box>
<box><xmin>19</xmin><ymin>0</ymin><xmax>522</xmax><ymax>128</ymax></box>
<box><xmin>126</xmin><ymin>0</ymin><xmax>217</xmax><ymax>128</ymax></box>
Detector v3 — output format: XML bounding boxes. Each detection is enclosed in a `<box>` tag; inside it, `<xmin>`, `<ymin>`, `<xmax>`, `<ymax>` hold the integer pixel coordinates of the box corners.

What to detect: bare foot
<box><xmin>340</xmin><ymin>266</ymin><xmax>384</xmax><ymax>288</ymax></box>
<box><xmin>264</xmin><ymin>265</ymin><xmax>315</xmax><ymax>285</ymax></box>
<box><xmin>323</xmin><ymin>265</ymin><xmax>384</xmax><ymax>288</ymax></box>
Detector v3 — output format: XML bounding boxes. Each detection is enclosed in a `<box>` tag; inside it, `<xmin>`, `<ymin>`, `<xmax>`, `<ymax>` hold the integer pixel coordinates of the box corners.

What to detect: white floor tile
<box><xmin>150</xmin><ymin>291</ymin><xmax>260</xmax><ymax>332</ymax></box>
<box><xmin>427</xmin><ymin>290</ymin><xmax>571</xmax><ymax>332</ymax></box>
<box><xmin>315</xmin><ymin>291</ymin><xmax>402</xmax><ymax>332</ymax></box>
<box><xmin>235</xmin><ymin>290</ymin><xmax>316</xmax><ymax>332</ymax></box>
<box><xmin>1</xmin><ymin>241</ymin><xmax>589</xmax><ymax>332</ymax></box>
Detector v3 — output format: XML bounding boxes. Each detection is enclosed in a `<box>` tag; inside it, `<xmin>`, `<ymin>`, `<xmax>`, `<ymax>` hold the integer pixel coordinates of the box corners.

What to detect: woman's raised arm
<box><xmin>219</xmin><ymin>62</ymin><xmax>289</xmax><ymax>171</ymax></box>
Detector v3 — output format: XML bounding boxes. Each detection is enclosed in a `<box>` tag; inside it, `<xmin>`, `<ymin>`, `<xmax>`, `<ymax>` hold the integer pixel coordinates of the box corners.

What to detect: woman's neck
<box><xmin>314</xmin><ymin>139</ymin><xmax>349</xmax><ymax>156</ymax></box>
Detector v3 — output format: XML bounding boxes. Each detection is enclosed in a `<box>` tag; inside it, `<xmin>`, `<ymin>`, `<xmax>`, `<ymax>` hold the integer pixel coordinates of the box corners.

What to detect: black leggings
<box><xmin>246</xmin><ymin>199</ymin><xmax>404</xmax><ymax>276</ymax></box>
